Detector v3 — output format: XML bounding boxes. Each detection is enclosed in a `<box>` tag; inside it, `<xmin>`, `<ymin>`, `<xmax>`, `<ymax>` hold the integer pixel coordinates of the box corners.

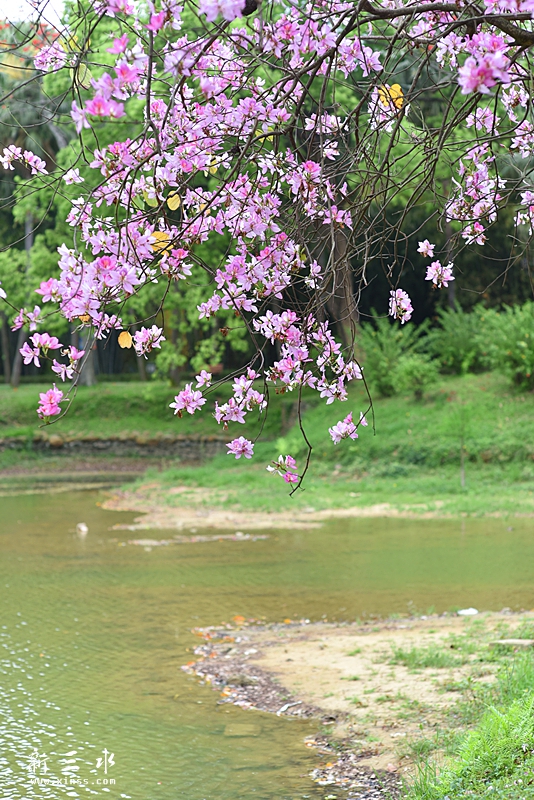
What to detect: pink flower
<box><xmin>37</xmin><ymin>385</ymin><xmax>64</xmax><ymax>420</ymax></box>
<box><xmin>170</xmin><ymin>384</ymin><xmax>206</xmax><ymax>415</ymax></box>
<box><xmin>389</xmin><ymin>289</ymin><xmax>413</xmax><ymax>324</ymax></box>
<box><xmin>283</xmin><ymin>471</ymin><xmax>299</xmax><ymax>484</ymax></box>
<box><xmin>195</xmin><ymin>370</ymin><xmax>212</xmax><ymax>388</ymax></box>
<box><xmin>71</xmin><ymin>102</ymin><xmax>90</xmax><ymax>134</ymax></box>
<box><xmin>417</xmin><ymin>240</ymin><xmax>435</xmax><ymax>258</ymax></box>
<box><xmin>329</xmin><ymin>412</ymin><xmax>359</xmax><ymax>444</ymax></box>
<box><xmin>425</xmin><ymin>261</ymin><xmax>455</xmax><ymax>289</ymax></box>
<box><xmin>23</xmin><ymin>151</ymin><xmax>47</xmax><ymax>175</ymax></box>
<box><xmin>227</xmin><ymin>436</ymin><xmax>254</xmax><ymax>459</ymax></box>
<box><xmin>20</xmin><ymin>342</ymin><xmax>40</xmax><ymax>367</ymax></box>
<box><xmin>85</xmin><ymin>95</ymin><xmax>115</xmax><ymax>117</ymax></box>
<box><xmin>63</xmin><ymin>169</ymin><xmax>84</xmax><ymax>185</ymax></box>
<box><xmin>107</xmin><ymin>34</ymin><xmax>129</xmax><ymax>53</ymax></box>
<box><xmin>66</xmin><ymin>346</ymin><xmax>85</xmax><ymax>362</ymax></box>
<box><xmin>199</xmin><ymin>0</ymin><xmax>244</xmax><ymax>21</ymax></box>
<box><xmin>266</xmin><ymin>454</ymin><xmax>298</xmax><ymax>481</ymax></box>
<box><xmin>147</xmin><ymin>10</ymin><xmax>166</xmax><ymax>30</ymax></box>
<box><xmin>34</xmin><ymin>43</ymin><xmax>67</xmax><ymax>73</ymax></box>
<box><xmin>36</xmin><ymin>278</ymin><xmax>59</xmax><ymax>303</ymax></box>
<box><xmin>132</xmin><ymin>325</ymin><xmax>165</xmax><ymax>356</ymax></box>
<box><xmin>31</xmin><ymin>332</ymin><xmax>61</xmax><ymax>351</ymax></box>
<box><xmin>458</xmin><ymin>53</ymin><xmax>510</xmax><ymax>95</ymax></box>
<box><xmin>52</xmin><ymin>360</ymin><xmax>75</xmax><ymax>381</ymax></box>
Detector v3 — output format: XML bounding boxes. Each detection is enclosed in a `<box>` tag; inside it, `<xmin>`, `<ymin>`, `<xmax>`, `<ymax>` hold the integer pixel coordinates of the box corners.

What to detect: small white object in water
<box><xmin>457</xmin><ymin>607</ymin><xmax>478</xmax><ymax>616</ymax></box>
<box><xmin>76</xmin><ymin>523</ymin><xmax>88</xmax><ymax>537</ymax></box>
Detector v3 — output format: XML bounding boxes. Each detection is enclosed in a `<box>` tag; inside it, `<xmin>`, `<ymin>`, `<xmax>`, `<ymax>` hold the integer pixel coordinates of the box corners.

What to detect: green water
<box><xmin>1</xmin><ymin>491</ymin><xmax>534</xmax><ymax>799</ymax></box>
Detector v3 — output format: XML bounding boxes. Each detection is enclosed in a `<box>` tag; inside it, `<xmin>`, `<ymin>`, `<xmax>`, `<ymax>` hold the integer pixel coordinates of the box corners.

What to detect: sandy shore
<box><xmin>181</xmin><ymin>611</ymin><xmax>533</xmax><ymax>796</ymax></box>
<box><xmin>103</xmin><ymin>482</ymin><xmax>451</xmax><ymax>530</ymax></box>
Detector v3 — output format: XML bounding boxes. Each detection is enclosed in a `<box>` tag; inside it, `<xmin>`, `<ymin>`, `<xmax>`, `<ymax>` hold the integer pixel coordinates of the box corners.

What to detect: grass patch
<box><xmin>390</xmin><ymin>645</ymin><xmax>464</xmax><ymax>670</ymax></box>
<box><xmin>128</xmin><ymin>454</ymin><xmax>534</xmax><ymax>517</ymax></box>
<box><xmin>390</xmin><ymin>644</ymin><xmax>467</xmax><ymax>670</ymax></box>
<box><xmin>407</xmin><ymin>652</ymin><xmax>534</xmax><ymax>799</ymax></box>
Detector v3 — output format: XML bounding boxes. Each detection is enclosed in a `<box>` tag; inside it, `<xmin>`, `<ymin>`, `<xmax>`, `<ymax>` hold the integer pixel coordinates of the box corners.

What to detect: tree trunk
<box><xmin>136</xmin><ymin>351</ymin><xmax>147</xmax><ymax>381</ymax></box>
<box><xmin>443</xmin><ymin>191</ymin><xmax>456</xmax><ymax>309</ymax></box>
<box><xmin>325</xmin><ymin>226</ymin><xmax>359</xmax><ymax>355</ymax></box>
<box><xmin>1</xmin><ymin>312</ymin><xmax>11</xmax><ymax>383</ymax></box>
<box><xmin>10</xmin><ymin>327</ymin><xmax>27</xmax><ymax>389</ymax></box>
<box><xmin>79</xmin><ymin>331</ymin><xmax>97</xmax><ymax>386</ymax></box>
<box><xmin>446</xmin><ymin>220</ymin><xmax>456</xmax><ymax>308</ymax></box>
<box><xmin>11</xmin><ymin>211</ymin><xmax>34</xmax><ymax>389</ymax></box>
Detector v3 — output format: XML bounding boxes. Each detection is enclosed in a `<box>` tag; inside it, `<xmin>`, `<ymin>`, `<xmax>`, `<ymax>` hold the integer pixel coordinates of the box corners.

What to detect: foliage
<box><xmin>392</xmin><ymin>354</ymin><xmax>439</xmax><ymax>401</ymax></box>
<box><xmin>359</xmin><ymin>316</ymin><xmax>429</xmax><ymax>397</ymax></box>
<box><xmin>427</xmin><ymin>304</ymin><xmax>489</xmax><ymax>375</ymax></box>
<box><xmin>277</xmin><ymin>372</ymin><xmax>534</xmax><ymax>469</ymax></box>
<box><xmin>479</xmin><ymin>303</ymin><xmax>534</xmax><ymax>390</ymax></box>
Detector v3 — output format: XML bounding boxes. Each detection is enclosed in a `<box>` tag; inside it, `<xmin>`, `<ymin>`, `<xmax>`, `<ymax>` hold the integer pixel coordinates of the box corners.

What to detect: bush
<box><xmin>427</xmin><ymin>303</ymin><xmax>489</xmax><ymax>375</ymax></box>
<box><xmin>482</xmin><ymin>302</ymin><xmax>534</xmax><ymax>390</ymax></box>
<box><xmin>392</xmin><ymin>354</ymin><xmax>439</xmax><ymax>400</ymax></box>
<box><xmin>359</xmin><ymin>314</ymin><xmax>429</xmax><ymax>397</ymax></box>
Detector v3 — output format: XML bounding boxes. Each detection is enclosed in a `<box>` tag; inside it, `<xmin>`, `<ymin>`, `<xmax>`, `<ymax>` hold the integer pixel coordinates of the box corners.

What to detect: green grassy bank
<box><xmin>2</xmin><ymin>372</ymin><xmax>534</xmax><ymax>515</ymax></box>
<box><xmin>403</xmin><ymin>620</ymin><xmax>534</xmax><ymax>799</ymax></box>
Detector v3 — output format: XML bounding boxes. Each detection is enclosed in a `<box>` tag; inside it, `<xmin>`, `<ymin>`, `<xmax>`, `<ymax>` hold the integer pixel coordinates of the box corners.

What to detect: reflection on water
<box><xmin>1</xmin><ymin>491</ymin><xmax>534</xmax><ymax>798</ymax></box>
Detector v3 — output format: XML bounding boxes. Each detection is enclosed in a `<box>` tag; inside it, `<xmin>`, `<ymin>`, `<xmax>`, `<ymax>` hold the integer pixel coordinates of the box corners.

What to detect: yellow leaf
<box><xmin>143</xmin><ymin>191</ymin><xmax>158</xmax><ymax>208</ymax></box>
<box><xmin>167</xmin><ymin>192</ymin><xmax>181</xmax><ymax>211</ymax></box>
<box><xmin>378</xmin><ymin>83</ymin><xmax>404</xmax><ymax>110</ymax></box>
<box><xmin>151</xmin><ymin>231</ymin><xmax>172</xmax><ymax>253</ymax></box>
<box><xmin>203</xmin><ymin>156</ymin><xmax>218</xmax><ymax>176</ymax></box>
<box><xmin>64</xmin><ymin>33</ymin><xmax>82</xmax><ymax>52</ymax></box>
<box><xmin>118</xmin><ymin>331</ymin><xmax>133</xmax><ymax>349</ymax></box>
<box><xmin>76</xmin><ymin>64</ymin><xmax>92</xmax><ymax>90</ymax></box>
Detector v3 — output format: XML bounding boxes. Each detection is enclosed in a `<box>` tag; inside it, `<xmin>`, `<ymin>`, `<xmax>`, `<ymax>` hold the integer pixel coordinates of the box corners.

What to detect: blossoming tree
<box><xmin>2</xmin><ymin>0</ymin><xmax>534</xmax><ymax>486</ymax></box>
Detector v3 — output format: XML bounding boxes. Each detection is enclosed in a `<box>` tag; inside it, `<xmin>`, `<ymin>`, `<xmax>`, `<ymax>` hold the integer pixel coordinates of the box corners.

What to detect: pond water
<box><xmin>1</xmin><ymin>490</ymin><xmax>534</xmax><ymax>799</ymax></box>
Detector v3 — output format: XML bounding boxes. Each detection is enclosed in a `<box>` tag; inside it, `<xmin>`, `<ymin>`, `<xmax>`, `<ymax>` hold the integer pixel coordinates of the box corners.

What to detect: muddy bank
<box><xmin>181</xmin><ymin>612</ymin><xmax>534</xmax><ymax>795</ymax></box>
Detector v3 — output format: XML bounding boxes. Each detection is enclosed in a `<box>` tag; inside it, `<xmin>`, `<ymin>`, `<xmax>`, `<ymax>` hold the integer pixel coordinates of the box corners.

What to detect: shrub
<box><xmin>482</xmin><ymin>302</ymin><xmax>534</xmax><ymax>390</ymax></box>
<box><xmin>392</xmin><ymin>354</ymin><xmax>439</xmax><ymax>400</ymax></box>
<box><xmin>427</xmin><ymin>303</ymin><xmax>489</xmax><ymax>375</ymax></box>
<box><xmin>359</xmin><ymin>314</ymin><xmax>429</xmax><ymax>397</ymax></box>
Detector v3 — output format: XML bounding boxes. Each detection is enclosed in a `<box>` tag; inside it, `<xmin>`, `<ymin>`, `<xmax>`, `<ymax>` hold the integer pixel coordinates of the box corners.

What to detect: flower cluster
<box><xmin>170</xmin><ymin>384</ymin><xmax>206</xmax><ymax>416</ymax></box>
<box><xmin>227</xmin><ymin>436</ymin><xmax>254</xmax><ymax>459</ymax></box>
<box><xmin>267</xmin><ymin>455</ymin><xmax>299</xmax><ymax>484</ymax></box>
<box><xmin>2</xmin><ymin>0</ymin><xmax>532</xmax><ymax>477</ymax></box>
<box><xmin>0</xmin><ymin>146</ymin><xmax>48</xmax><ymax>175</ymax></box>
<box><xmin>426</xmin><ymin>261</ymin><xmax>455</xmax><ymax>289</ymax></box>
<box><xmin>133</xmin><ymin>326</ymin><xmax>165</xmax><ymax>357</ymax></box>
<box><xmin>329</xmin><ymin>412</ymin><xmax>367</xmax><ymax>445</ymax></box>
<box><xmin>389</xmin><ymin>290</ymin><xmax>413</xmax><ymax>325</ymax></box>
<box><xmin>37</xmin><ymin>385</ymin><xmax>64</xmax><ymax>421</ymax></box>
